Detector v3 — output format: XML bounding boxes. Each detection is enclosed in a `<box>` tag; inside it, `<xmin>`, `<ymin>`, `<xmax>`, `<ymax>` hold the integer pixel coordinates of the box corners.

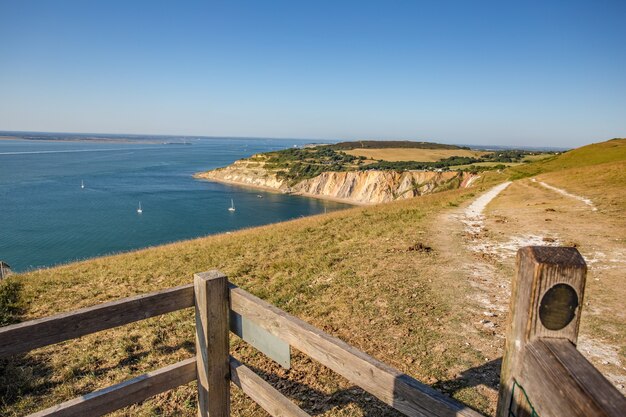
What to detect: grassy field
<box><xmin>1</xmin><ymin>139</ymin><xmax>624</xmax><ymax>416</ymax></box>
<box><xmin>344</xmin><ymin>148</ymin><xmax>489</xmax><ymax>162</ymax></box>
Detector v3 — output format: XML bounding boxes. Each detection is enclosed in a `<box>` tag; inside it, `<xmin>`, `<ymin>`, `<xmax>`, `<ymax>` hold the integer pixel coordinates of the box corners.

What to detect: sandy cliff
<box><xmin>194</xmin><ymin>159</ymin><xmax>477</xmax><ymax>205</ymax></box>
<box><xmin>195</xmin><ymin>159</ymin><xmax>286</xmax><ymax>190</ymax></box>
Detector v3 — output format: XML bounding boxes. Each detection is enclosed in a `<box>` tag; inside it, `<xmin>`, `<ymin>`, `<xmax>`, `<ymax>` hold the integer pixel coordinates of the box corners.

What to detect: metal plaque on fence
<box><xmin>229</xmin><ymin>310</ymin><xmax>291</xmax><ymax>369</ymax></box>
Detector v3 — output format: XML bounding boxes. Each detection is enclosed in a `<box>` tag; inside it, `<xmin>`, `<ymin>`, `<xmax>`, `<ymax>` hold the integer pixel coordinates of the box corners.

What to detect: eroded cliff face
<box><xmin>194</xmin><ymin>159</ymin><xmax>477</xmax><ymax>205</ymax></box>
<box><xmin>194</xmin><ymin>159</ymin><xmax>288</xmax><ymax>190</ymax></box>
<box><xmin>292</xmin><ymin>170</ymin><xmax>474</xmax><ymax>204</ymax></box>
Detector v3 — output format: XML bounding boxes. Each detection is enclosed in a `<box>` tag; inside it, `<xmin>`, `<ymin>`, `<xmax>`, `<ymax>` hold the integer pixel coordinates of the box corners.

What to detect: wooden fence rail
<box><xmin>0</xmin><ymin>284</ymin><xmax>195</xmax><ymax>357</ymax></box>
<box><xmin>229</xmin><ymin>281</ymin><xmax>482</xmax><ymax>417</ymax></box>
<box><xmin>0</xmin><ymin>273</ymin><xmax>482</xmax><ymax>416</ymax></box>
<box><xmin>30</xmin><ymin>358</ymin><xmax>197</xmax><ymax>417</ymax></box>
<box><xmin>1</xmin><ymin>246</ymin><xmax>624</xmax><ymax>417</ymax></box>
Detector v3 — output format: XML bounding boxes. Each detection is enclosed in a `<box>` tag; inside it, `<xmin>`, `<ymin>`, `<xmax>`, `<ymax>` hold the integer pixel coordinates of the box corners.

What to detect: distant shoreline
<box><xmin>0</xmin><ymin>136</ymin><xmax>164</xmax><ymax>145</ymax></box>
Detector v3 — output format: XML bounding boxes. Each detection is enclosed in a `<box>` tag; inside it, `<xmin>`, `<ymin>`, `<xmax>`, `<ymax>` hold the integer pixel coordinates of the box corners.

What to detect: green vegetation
<box><xmin>0</xmin><ymin>279</ymin><xmax>22</xmax><ymax>326</ymax></box>
<box><xmin>359</xmin><ymin>150</ymin><xmax>551</xmax><ymax>173</ymax></box>
<box><xmin>360</xmin><ymin>155</ymin><xmax>484</xmax><ymax>171</ymax></box>
<box><xmin>261</xmin><ymin>146</ymin><xmax>359</xmax><ymax>183</ymax></box>
<box><xmin>255</xmin><ymin>141</ymin><xmax>556</xmax><ymax>184</ymax></box>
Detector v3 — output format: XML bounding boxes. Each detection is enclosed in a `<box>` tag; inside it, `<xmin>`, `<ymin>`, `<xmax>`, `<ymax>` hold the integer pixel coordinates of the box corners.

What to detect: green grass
<box><xmin>521</xmin><ymin>153</ymin><xmax>553</xmax><ymax>162</ymax></box>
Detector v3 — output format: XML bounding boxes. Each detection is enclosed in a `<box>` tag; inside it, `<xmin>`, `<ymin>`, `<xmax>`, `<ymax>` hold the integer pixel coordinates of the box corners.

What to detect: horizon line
<box><xmin>0</xmin><ymin>129</ymin><xmax>575</xmax><ymax>151</ymax></box>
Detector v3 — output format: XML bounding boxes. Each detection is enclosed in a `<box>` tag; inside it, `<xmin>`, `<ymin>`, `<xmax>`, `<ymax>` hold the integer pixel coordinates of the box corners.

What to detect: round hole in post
<box><xmin>539</xmin><ymin>283</ymin><xmax>579</xmax><ymax>331</ymax></box>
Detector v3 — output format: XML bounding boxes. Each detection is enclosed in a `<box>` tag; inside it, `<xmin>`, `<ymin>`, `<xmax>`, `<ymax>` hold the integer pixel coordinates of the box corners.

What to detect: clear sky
<box><xmin>1</xmin><ymin>1</ymin><xmax>624</xmax><ymax>147</ymax></box>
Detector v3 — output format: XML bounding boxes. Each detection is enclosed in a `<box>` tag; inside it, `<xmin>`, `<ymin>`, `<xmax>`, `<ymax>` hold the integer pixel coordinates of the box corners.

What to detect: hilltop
<box><xmin>507</xmin><ymin>137</ymin><xmax>626</xmax><ymax>179</ymax></box>
<box><xmin>1</xmin><ymin>138</ymin><xmax>625</xmax><ymax>416</ymax></box>
<box><xmin>327</xmin><ymin>140</ymin><xmax>469</xmax><ymax>150</ymax></box>
<box><xmin>195</xmin><ymin>140</ymin><xmax>552</xmax><ymax>204</ymax></box>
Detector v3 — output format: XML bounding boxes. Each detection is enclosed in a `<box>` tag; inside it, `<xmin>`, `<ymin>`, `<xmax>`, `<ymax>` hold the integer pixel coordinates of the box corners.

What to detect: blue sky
<box><xmin>1</xmin><ymin>1</ymin><xmax>624</xmax><ymax>147</ymax></box>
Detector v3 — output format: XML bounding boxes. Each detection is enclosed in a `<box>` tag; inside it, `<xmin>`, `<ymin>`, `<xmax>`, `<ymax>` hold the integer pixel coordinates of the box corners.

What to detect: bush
<box><xmin>0</xmin><ymin>279</ymin><xmax>23</xmax><ymax>326</ymax></box>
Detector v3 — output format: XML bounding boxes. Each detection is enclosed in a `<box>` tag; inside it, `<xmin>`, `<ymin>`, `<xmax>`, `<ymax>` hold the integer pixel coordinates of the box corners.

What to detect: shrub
<box><xmin>0</xmin><ymin>279</ymin><xmax>23</xmax><ymax>326</ymax></box>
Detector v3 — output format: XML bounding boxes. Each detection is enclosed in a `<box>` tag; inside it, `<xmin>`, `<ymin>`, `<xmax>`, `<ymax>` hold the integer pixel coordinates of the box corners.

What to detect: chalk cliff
<box><xmin>194</xmin><ymin>158</ymin><xmax>477</xmax><ymax>205</ymax></box>
<box><xmin>195</xmin><ymin>159</ymin><xmax>285</xmax><ymax>190</ymax></box>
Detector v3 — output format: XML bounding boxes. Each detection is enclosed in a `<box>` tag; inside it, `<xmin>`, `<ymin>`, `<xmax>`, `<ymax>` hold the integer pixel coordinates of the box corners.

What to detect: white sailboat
<box><xmin>137</xmin><ymin>202</ymin><xmax>143</xmax><ymax>214</ymax></box>
<box><xmin>81</xmin><ymin>180</ymin><xmax>85</xmax><ymax>189</ymax></box>
<box><xmin>228</xmin><ymin>199</ymin><xmax>236</xmax><ymax>212</ymax></box>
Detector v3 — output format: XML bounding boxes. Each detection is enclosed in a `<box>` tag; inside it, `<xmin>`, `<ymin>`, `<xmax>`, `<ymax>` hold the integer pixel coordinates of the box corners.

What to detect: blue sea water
<box><xmin>0</xmin><ymin>137</ymin><xmax>349</xmax><ymax>272</ymax></box>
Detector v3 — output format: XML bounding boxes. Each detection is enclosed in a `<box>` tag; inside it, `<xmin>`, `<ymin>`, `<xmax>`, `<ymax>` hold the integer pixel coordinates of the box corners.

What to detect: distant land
<box><xmin>195</xmin><ymin>140</ymin><xmax>560</xmax><ymax>204</ymax></box>
<box><xmin>0</xmin><ymin>131</ymin><xmax>569</xmax><ymax>152</ymax></box>
<box><xmin>0</xmin><ymin>131</ymin><xmax>192</xmax><ymax>145</ymax></box>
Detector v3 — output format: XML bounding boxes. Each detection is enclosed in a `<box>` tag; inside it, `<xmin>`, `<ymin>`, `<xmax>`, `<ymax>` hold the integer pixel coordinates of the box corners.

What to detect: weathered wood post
<box><xmin>195</xmin><ymin>270</ymin><xmax>230</xmax><ymax>417</ymax></box>
<box><xmin>0</xmin><ymin>261</ymin><xmax>12</xmax><ymax>280</ymax></box>
<box><xmin>497</xmin><ymin>246</ymin><xmax>625</xmax><ymax>417</ymax></box>
<box><xmin>498</xmin><ymin>246</ymin><xmax>586</xmax><ymax>416</ymax></box>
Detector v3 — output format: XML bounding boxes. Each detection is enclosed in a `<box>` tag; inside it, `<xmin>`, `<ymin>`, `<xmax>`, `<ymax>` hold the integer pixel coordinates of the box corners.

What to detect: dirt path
<box><xmin>531</xmin><ymin>178</ymin><xmax>598</xmax><ymax>211</ymax></box>
<box><xmin>428</xmin><ymin>178</ymin><xmax>626</xmax><ymax>404</ymax></box>
<box><xmin>424</xmin><ymin>183</ymin><xmax>515</xmax><ymax>412</ymax></box>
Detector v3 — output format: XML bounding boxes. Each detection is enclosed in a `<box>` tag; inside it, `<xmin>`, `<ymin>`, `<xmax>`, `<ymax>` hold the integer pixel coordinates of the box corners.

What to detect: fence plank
<box><xmin>520</xmin><ymin>339</ymin><xmax>626</xmax><ymax>417</ymax></box>
<box><xmin>0</xmin><ymin>284</ymin><xmax>195</xmax><ymax>357</ymax></box>
<box><xmin>496</xmin><ymin>246</ymin><xmax>587</xmax><ymax>417</ymax></box>
<box><xmin>230</xmin><ymin>356</ymin><xmax>310</xmax><ymax>417</ymax></box>
<box><xmin>28</xmin><ymin>358</ymin><xmax>196</xmax><ymax>417</ymax></box>
<box><xmin>229</xmin><ymin>284</ymin><xmax>483</xmax><ymax>417</ymax></box>
<box><xmin>195</xmin><ymin>271</ymin><xmax>230</xmax><ymax>417</ymax></box>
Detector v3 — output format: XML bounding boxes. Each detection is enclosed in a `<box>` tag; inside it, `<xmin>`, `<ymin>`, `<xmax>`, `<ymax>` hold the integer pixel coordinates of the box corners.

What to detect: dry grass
<box><xmin>507</xmin><ymin>138</ymin><xmax>626</xmax><ymax>179</ymax></box>
<box><xmin>344</xmin><ymin>148</ymin><xmax>489</xmax><ymax>162</ymax></box>
<box><xmin>1</xmin><ymin>179</ymin><xmax>502</xmax><ymax>417</ymax></box>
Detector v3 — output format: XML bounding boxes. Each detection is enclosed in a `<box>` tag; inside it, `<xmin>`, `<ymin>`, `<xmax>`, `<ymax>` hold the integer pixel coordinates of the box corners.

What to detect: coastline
<box><xmin>0</xmin><ymin>136</ymin><xmax>164</xmax><ymax>144</ymax></box>
<box><xmin>193</xmin><ymin>173</ymin><xmax>364</xmax><ymax>206</ymax></box>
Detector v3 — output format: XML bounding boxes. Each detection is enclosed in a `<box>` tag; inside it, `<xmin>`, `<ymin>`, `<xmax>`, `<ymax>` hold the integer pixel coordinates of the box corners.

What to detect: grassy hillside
<box><xmin>507</xmin><ymin>138</ymin><xmax>626</xmax><ymax>179</ymax></box>
<box><xmin>1</xmin><ymin>138</ymin><xmax>624</xmax><ymax>416</ymax></box>
<box><xmin>0</xmin><ymin>180</ymin><xmax>502</xmax><ymax>416</ymax></box>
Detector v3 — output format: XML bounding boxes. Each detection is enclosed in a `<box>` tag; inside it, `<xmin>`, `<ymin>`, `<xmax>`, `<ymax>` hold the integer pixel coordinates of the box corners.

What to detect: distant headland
<box><xmin>195</xmin><ymin>140</ymin><xmax>557</xmax><ymax>205</ymax></box>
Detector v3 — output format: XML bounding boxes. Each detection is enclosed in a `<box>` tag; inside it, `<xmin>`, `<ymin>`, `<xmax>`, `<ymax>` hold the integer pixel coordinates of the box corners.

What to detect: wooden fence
<box><xmin>0</xmin><ymin>247</ymin><xmax>624</xmax><ymax>416</ymax></box>
<box><xmin>496</xmin><ymin>247</ymin><xmax>625</xmax><ymax>417</ymax></box>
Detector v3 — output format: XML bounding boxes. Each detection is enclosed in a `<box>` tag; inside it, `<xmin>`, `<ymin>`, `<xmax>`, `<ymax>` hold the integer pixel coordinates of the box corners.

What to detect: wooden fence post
<box><xmin>496</xmin><ymin>246</ymin><xmax>586</xmax><ymax>417</ymax></box>
<box><xmin>195</xmin><ymin>270</ymin><xmax>230</xmax><ymax>417</ymax></box>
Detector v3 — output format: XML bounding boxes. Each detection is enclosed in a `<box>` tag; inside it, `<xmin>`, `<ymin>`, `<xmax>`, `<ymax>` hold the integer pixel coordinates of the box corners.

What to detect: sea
<box><xmin>0</xmin><ymin>135</ymin><xmax>350</xmax><ymax>272</ymax></box>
